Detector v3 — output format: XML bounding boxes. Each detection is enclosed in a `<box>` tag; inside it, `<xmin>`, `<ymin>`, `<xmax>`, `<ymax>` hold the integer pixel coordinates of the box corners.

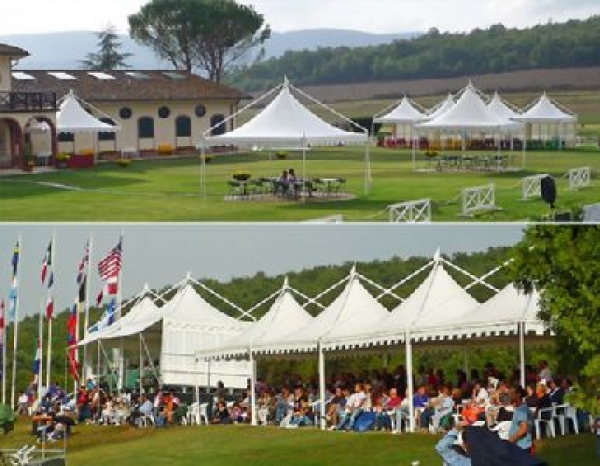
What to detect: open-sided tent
<box><xmin>199</xmin><ymin>78</ymin><xmax>371</xmax><ymax>196</ymax></box>
<box><xmin>57</xmin><ymin>90</ymin><xmax>120</xmax><ymax>134</ymax></box>
<box><xmin>202</xmin><ymin>279</ymin><xmax>314</xmax><ymax>360</ymax></box>
<box><xmin>160</xmin><ymin>282</ymin><xmax>251</xmax><ymax>388</ymax></box>
<box><xmin>487</xmin><ymin>92</ymin><xmax>522</xmax><ymax>122</ymax></box>
<box><xmin>374</xmin><ymin>96</ymin><xmax>429</xmax><ymax>169</ymax></box>
<box><xmin>514</xmin><ymin>92</ymin><xmax>577</xmax><ymax>147</ymax></box>
<box><xmin>427</xmin><ymin>93</ymin><xmax>456</xmax><ymax>120</ymax></box>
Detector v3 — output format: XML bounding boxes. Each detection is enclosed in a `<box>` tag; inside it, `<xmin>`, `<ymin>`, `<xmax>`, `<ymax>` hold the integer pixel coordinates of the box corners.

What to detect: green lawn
<box><xmin>0</xmin><ymin>420</ymin><xmax>597</xmax><ymax>465</ymax></box>
<box><xmin>0</xmin><ymin>148</ymin><xmax>598</xmax><ymax>221</ymax></box>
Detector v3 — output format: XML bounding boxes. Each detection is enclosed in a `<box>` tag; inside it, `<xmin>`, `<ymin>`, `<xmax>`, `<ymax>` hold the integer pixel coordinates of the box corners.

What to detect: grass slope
<box><xmin>0</xmin><ymin>420</ymin><xmax>596</xmax><ymax>465</ymax></box>
<box><xmin>0</xmin><ymin>148</ymin><xmax>598</xmax><ymax>222</ymax></box>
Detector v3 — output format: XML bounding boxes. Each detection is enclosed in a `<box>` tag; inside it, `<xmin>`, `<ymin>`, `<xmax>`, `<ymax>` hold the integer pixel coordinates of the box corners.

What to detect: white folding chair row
<box><xmin>186</xmin><ymin>402</ymin><xmax>209</xmax><ymax>426</ymax></box>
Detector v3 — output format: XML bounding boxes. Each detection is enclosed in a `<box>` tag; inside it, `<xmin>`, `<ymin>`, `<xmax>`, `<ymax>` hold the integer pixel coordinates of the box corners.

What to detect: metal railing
<box><xmin>0</xmin><ymin>91</ymin><xmax>57</xmax><ymax>113</ymax></box>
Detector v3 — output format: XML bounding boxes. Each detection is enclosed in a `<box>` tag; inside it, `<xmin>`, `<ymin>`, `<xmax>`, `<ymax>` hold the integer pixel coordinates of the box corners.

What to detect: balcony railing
<box><xmin>0</xmin><ymin>91</ymin><xmax>57</xmax><ymax>113</ymax></box>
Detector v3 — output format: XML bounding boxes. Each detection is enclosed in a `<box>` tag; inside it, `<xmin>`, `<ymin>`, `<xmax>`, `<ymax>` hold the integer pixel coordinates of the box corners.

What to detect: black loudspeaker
<box><xmin>540</xmin><ymin>176</ymin><xmax>557</xmax><ymax>209</ymax></box>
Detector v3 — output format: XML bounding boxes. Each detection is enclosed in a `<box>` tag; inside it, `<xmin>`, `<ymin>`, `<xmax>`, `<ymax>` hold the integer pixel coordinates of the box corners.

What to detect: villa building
<box><xmin>0</xmin><ymin>42</ymin><xmax>248</xmax><ymax>169</ymax></box>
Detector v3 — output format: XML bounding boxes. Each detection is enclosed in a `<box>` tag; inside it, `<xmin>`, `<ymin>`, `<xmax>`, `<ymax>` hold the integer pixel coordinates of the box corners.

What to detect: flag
<box><xmin>77</xmin><ymin>241</ymin><xmax>89</xmax><ymax>304</ymax></box>
<box><xmin>96</xmin><ymin>287</ymin><xmax>104</xmax><ymax>307</ymax></box>
<box><xmin>32</xmin><ymin>337</ymin><xmax>42</xmax><ymax>384</ymax></box>
<box><xmin>47</xmin><ymin>271</ymin><xmax>54</xmax><ymax>289</ymax></box>
<box><xmin>67</xmin><ymin>302</ymin><xmax>79</xmax><ymax>382</ymax></box>
<box><xmin>0</xmin><ymin>299</ymin><xmax>5</xmax><ymax>378</ymax></box>
<box><xmin>97</xmin><ymin>238</ymin><xmax>122</xmax><ymax>280</ymax></box>
<box><xmin>106</xmin><ymin>276</ymin><xmax>118</xmax><ymax>296</ymax></box>
<box><xmin>45</xmin><ymin>296</ymin><xmax>54</xmax><ymax>320</ymax></box>
<box><xmin>41</xmin><ymin>241</ymin><xmax>52</xmax><ymax>285</ymax></box>
<box><xmin>11</xmin><ymin>241</ymin><xmax>20</xmax><ymax>278</ymax></box>
<box><xmin>89</xmin><ymin>298</ymin><xmax>116</xmax><ymax>333</ymax></box>
<box><xmin>7</xmin><ymin>277</ymin><xmax>18</xmax><ymax>321</ymax></box>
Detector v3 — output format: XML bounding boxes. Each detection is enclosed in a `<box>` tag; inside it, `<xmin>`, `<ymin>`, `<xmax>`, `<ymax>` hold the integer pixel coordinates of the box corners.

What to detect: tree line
<box><xmin>229</xmin><ymin>16</ymin><xmax>600</xmax><ymax>91</ymax></box>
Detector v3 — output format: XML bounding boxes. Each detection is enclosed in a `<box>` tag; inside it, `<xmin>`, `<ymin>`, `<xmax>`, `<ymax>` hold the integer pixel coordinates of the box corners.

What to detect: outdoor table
<box><xmin>319</xmin><ymin>178</ymin><xmax>341</xmax><ymax>195</ymax></box>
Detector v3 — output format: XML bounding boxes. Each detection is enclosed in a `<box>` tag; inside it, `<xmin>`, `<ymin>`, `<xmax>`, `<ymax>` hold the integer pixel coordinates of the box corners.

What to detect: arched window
<box><xmin>210</xmin><ymin>114</ymin><xmax>226</xmax><ymax>136</ymax></box>
<box><xmin>138</xmin><ymin>117</ymin><xmax>154</xmax><ymax>139</ymax></box>
<box><xmin>175</xmin><ymin>116</ymin><xmax>192</xmax><ymax>138</ymax></box>
<box><xmin>98</xmin><ymin>117</ymin><xmax>116</xmax><ymax>141</ymax></box>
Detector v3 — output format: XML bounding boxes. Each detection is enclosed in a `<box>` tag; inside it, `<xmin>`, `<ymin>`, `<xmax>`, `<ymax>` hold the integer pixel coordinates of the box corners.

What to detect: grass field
<box><xmin>0</xmin><ymin>419</ymin><xmax>597</xmax><ymax>465</ymax></box>
<box><xmin>0</xmin><ymin>148</ymin><xmax>598</xmax><ymax>222</ymax></box>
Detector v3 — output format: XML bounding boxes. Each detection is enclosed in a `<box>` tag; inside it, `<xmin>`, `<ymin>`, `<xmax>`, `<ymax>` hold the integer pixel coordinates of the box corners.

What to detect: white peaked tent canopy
<box><xmin>160</xmin><ymin>283</ymin><xmax>251</xmax><ymax>388</ymax></box>
<box><xmin>418</xmin><ymin>84</ymin><xmax>519</xmax><ymax>130</ymax></box>
<box><xmin>487</xmin><ymin>92</ymin><xmax>522</xmax><ymax>121</ymax></box>
<box><xmin>57</xmin><ymin>90</ymin><xmax>120</xmax><ymax>133</ymax></box>
<box><xmin>204</xmin><ymin>79</ymin><xmax>368</xmax><ymax>147</ymax></box>
<box><xmin>374</xmin><ymin>96</ymin><xmax>428</xmax><ymax>124</ymax></box>
<box><xmin>254</xmin><ymin>268</ymin><xmax>389</xmax><ymax>355</ymax></box>
<box><xmin>202</xmin><ymin>279</ymin><xmax>314</xmax><ymax>360</ymax></box>
<box><xmin>427</xmin><ymin>93</ymin><xmax>456</xmax><ymax>120</ymax></box>
<box><xmin>514</xmin><ymin>92</ymin><xmax>577</xmax><ymax>123</ymax></box>
<box><xmin>442</xmin><ymin>284</ymin><xmax>547</xmax><ymax>338</ymax></box>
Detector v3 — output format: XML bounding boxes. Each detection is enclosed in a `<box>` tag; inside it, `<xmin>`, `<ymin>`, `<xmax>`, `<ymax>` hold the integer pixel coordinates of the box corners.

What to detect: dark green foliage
<box><xmin>229</xmin><ymin>16</ymin><xmax>600</xmax><ymax>91</ymax></box>
<box><xmin>511</xmin><ymin>225</ymin><xmax>600</xmax><ymax>413</ymax></box>
<box><xmin>128</xmin><ymin>0</ymin><xmax>270</xmax><ymax>82</ymax></box>
<box><xmin>80</xmin><ymin>25</ymin><xmax>132</xmax><ymax>70</ymax></box>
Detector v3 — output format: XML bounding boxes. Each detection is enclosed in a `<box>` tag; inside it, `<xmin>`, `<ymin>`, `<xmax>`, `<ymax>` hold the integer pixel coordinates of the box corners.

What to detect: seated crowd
<box><xmin>12</xmin><ymin>360</ymin><xmax>592</xmax><ymax>443</ymax></box>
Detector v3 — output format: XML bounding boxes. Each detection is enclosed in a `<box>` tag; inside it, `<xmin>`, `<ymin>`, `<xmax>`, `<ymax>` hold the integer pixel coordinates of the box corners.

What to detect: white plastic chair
<box><xmin>534</xmin><ymin>406</ymin><xmax>556</xmax><ymax>438</ymax></box>
<box><xmin>554</xmin><ymin>404</ymin><xmax>579</xmax><ymax>435</ymax></box>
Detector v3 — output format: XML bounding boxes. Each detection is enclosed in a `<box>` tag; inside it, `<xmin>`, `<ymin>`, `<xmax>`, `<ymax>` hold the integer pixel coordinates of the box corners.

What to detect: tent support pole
<box><xmin>318</xmin><ymin>342</ymin><xmax>326</xmax><ymax>431</ymax></box>
<box><xmin>200</xmin><ymin>142</ymin><xmax>206</xmax><ymax>200</ymax></box>
<box><xmin>463</xmin><ymin>345</ymin><xmax>469</xmax><ymax>377</ymax></box>
<box><xmin>249</xmin><ymin>350</ymin><xmax>257</xmax><ymax>426</ymax></box>
<box><xmin>364</xmin><ymin>141</ymin><xmax>372</xmax><ymax>195</ymax></box>
<box><xmin>519</xmin><ymin>322</ymin><xmax>526</xmax><ymax>389</ymax></box>
<box><xmin>405</xmin><ymin>331</ymin><xmax>415</xmax><ymax>433</ymax></box>
<box><xmin>139</xmin><ymin>334</ymin><xmax>143</xmax><ymax>395</ymax></box>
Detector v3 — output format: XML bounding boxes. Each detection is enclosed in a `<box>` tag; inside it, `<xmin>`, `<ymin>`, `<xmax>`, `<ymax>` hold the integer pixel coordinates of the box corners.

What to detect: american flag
<box><xmin>97</xmin><ymin>238</ymin><xmax>123</xmax><ymax>281</ymax></box>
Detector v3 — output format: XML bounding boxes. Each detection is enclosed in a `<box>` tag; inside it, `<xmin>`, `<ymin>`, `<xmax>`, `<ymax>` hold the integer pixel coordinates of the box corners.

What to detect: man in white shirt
<box><xmin>335</xmin><ymin>383</ymin><xmax>367</xmax><ymax>430</ymax></box>
<box><xmin>538</xmin><ymin>360</ymin><xmax>552</xmax><ymax>382</ymax></box>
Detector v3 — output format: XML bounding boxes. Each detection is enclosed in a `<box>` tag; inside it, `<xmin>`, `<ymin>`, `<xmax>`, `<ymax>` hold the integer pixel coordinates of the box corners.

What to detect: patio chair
<box><xmin>554</xmin><ymin>403</ymin><xmax>579</xmax><ymax>435</ymax></box>
<box><xmin>534</xmin><ymin>406</ymin><xmax>556</xmax><ymax>439</ymax></box>
<box><xmin>227</xmin><ymin>180</ymin><xmax>242</xmax><ymax>197</ymax></box>
<box><xmin>137</xmin><ymin>413</ymin><xmax>155</xmax><ymax>427</ymax></box>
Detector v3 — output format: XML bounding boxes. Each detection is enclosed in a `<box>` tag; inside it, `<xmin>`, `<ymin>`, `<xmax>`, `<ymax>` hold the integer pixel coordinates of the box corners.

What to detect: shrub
<box><xmin>116</xmin><ymin>158</ymin><xmax>132</xmax><ymax>168</ymax></box>
<box><xmin>276</xmin><ymin>151</ymin><xmax>288</xmax><ymax>160</ymax></box>
<box><xmin>199</xmin><ymin>155</ymin><xmax>213</xmax><ymax>164</ymax></box>
<box><xmin>158</xmin><ymin>144</ymin><xmax>175</xmax><ymax>155</ymax></box>
<box><xmin>78</xmin><ymin>149</ymin><xmax>95</xmax><ymax>157</ymax></box>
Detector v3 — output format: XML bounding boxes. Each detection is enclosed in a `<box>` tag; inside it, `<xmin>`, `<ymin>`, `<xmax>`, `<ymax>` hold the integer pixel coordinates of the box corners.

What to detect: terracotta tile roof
<box><xmin>0</xmin><ymin>43</ymin><xmax>29</xmax><ymax>57</ymax></box>
<box><xmin>11</xmin><ymin>70</ymin><xmax>249</xmax><ymax>102</ymax></box>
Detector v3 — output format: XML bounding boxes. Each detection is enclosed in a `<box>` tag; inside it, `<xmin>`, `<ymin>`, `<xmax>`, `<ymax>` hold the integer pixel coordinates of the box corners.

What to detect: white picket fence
<box><xmin>388</xmin><ymin>199</ymin><xmax>432</xmax><ymax>223</ymax></box>
<box><xmin>567</xmin><ymin>166</ymin><xmax>591</xmax><ymax>190</ymax></box>
<box><xmin>461</xmin><ymin>184</ymin><xmax>499</xmax><ymax>216</ymax></box>
<box><xmin>521</xmin><ymin>174</ymin><xmax>550</xmax><ymax>201</ymax></box>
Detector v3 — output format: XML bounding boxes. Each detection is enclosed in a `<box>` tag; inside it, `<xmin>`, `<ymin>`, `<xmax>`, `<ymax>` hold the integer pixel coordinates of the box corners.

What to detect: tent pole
<box><xmin>139</xmin><ymin>334</ymin><xmax>143</xmax><ymax>395</ymax></box>
<box><xmin>519</xmin><ymin>322</ymin><xmax>526</xmax><ymax>389</ymax></box>
<box><xmin>302</xmin><ymin>136</ymin><xmax>307</xmax><ymax>203</ymax></box>
<box><xmin>405</xmin><ymin>331</ymin><xmax>415</xmax><ymax>433</ymax></box>
<box><xmin>249</xmin><ymin>350</ymin><xmax>257</xmax><ymax>426</ymax></box>
<box><xmin>364</xmin><ymin>141</ymin><xmax>372</xmax><ymax>195</ymax></box>
<box><xmin>200</xmin><ymin>142</ymin><xmax>206</xmax><ymax>200</ymax></box>
<box><xmin>463</xmin><ymin>345</ymin><xmax>469</xmax><ymax>376</ymax></box>
<box><xmin>318</xmin><ymin>342</ymin><xmax>326</xmax><ymax>431</ymax></box>
<box><xmin>411</xmin><ymin>126</ymin><xmax>416</xmax><ymax>172</ymax></box>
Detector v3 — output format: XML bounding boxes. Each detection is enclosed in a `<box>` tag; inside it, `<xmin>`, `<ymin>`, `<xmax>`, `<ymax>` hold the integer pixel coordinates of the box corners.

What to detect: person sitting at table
<box><xmin>275</xmin><ymin>170</ymin><xmax>289</xmax><ymax>197</ymax></box>
<box><xmin>288</xmin><ymin>168</ymin><xmax>300</xmax><ymax>197</ymax></box>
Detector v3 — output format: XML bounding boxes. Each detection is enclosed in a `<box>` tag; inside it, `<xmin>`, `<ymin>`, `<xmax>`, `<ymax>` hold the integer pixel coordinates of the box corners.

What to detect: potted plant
<box><xmin>115</xmin><ymin>158</ymin><xmax>132</xmax><ymax>168</ymax></box>
<box><xmin>275</xmin><ymin>151</ymin><xmax>288</xmax><ymax>160</ymax></box>
<box><xmin>232</xmin><ymin>171</ymin><xmax>251</xmax><ymax>181</ymax></box>
<box><xmin>199</xmin><ymin>155</ymin><xmax>213</xmax><ymax>164</ymax></box>
<box><xmin>158</xmin><ymin>144</ymin><xmax>175</xmax><ymax>156</ymax></box>
<box><xmin>55</xmin><ymin>153</ymin><xmax>71</xmax><ymax>169</ymax></box>
<box><xmin>70</xmin><ymin>149</ymin><xmax>95</xmax><ymax>168</ymax></box>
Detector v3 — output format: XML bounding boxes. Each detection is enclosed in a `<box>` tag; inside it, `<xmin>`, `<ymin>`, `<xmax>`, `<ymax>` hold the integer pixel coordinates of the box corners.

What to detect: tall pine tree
<box><xmin>81</xmin><ymin>25</ymin><xmax>133</xmax><ymax>71</ymax></box>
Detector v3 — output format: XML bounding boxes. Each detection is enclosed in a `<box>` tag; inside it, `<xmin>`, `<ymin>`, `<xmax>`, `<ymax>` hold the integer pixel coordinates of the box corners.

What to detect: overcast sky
<box><xmin>0</xmin><ymin>224</ymin><xmax>525</xmax><ymax>321</ymax></box>
<box><xmin>0</xmin><ymin>0</ymin><xmax>597</xmax><ymax>35</ymax></box>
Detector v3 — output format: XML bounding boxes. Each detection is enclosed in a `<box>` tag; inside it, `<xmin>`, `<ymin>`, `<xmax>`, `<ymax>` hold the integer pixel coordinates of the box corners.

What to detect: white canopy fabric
<box><xmin>204</xmin><ymin>81</ymin><xmax>368</xmax><ymax>148</ymax></box>
<box><xmin>418</xmin><ymin>84</ymin><xmax>519</xmax><ymax>130</ymax></box>
<box><xmin>417</xmin><ymin>285</ymin><xmax>547</xmax><ymax>341</ymax></box>
<box><xmin>514</xmin><ymin>93</ymin><xmax>577</xmax><ymax>123</ymax></box>
<box><xmin>427</xmin><ymin>94</ymin><xmax>456</xmax><ymax>120</ymax></box>
<box><xmin>487</xmin><ymin>92</ymin><xmax>522</xmax><ymax>121</ymax></box>
<box><xmin>255</xmin><ymin>269</ymin><xmax>389</xmax><ymax>354</ymax></box>
<box><xmin>57</xmin><ymin>91</ymin><xmax>120</xmax><ymax>133</ymax></box>
<box><xmin>160</xmin><ymin>283</ymin><xmax>251</xmax><ymax>388</ymax></box>
<box><xmin>332</xmin><ymin>259</ymin><xmax>479</xmax><ymax>349</ymax></box>
<box><xmin>202</xmin><ymin>284</ymin><xmax>314</xmax><ymax>360</ymax></box>
<box><xmin>374</xmin><ymin>96</ymin><xmax>428</xmax><ymax>124</ymax></box>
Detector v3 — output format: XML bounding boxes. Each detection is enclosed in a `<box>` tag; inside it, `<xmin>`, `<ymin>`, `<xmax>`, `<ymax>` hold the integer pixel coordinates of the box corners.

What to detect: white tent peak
<box><xmin>427</xmin><ymin>93</ymin><xmax>455</xmax><ymax>120</ymax></box>
<box><xmin>516</xmin><ymin>93</ymin><xmax>577</xmax><ymax>123</ymax></box>
<box><xmin>57</xmin><ymin>91</ymin><xmax>120</xmax><ymax>134</ymax></box>
<box><xmin>488</xmin><ymin>92</ymin><xmax>522</xmax><ymax>120</ymax></box>
<box><xmin>373</xmin><ymin>95</ymin><xmax>428</xmax><ymax>123</ymax></box>
<box><xmin>433</xmin><ymin>248</ymin><xmax>442</xmax><ymax>262</ymax></box>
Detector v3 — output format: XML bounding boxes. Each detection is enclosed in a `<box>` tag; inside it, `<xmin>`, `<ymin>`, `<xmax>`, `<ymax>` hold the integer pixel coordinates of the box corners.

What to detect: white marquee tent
<box><xmin>200</xmin><ymin>78</ymin><xmax>371</xmax><ymax>196</ymax></box>
<box><xmin>427</xmin><ymin>93</ymin><xmax>456</xmax><ymax>120</ymax></box>
<box><xmin>160</xmin><ymin>282</ymin><xmax>252</xmax><ymax>388</ymax></box>
<box><xmin>57</xmin><ymin>91</ymin><xmax>120</xmax><ymax>134</ymax></box>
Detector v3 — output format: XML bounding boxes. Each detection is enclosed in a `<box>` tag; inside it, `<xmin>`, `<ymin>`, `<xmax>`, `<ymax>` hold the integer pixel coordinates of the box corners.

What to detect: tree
<box><xmin>128</xmin><ymin>0</ymin><xmax>270</xmax><ymax>83</ymax></box>
<box><xmin>81</xmin><ymin>25</ymin><xmax>133</xmax><ymax>70</ymax></box>
<box><xmin>510</xmin><ymin>225</ymin><xmax>599</xmax><ymax>414</ymax></box>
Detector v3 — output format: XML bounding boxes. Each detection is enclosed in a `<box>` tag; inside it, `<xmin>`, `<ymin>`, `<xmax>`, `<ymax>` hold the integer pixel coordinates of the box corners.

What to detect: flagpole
<box><xmin>38</xmin><ymin>299</ymin><xmax>44</xmax><ymax>404</ymax></box>
<box><xmin>10</xmin><ymin>235</ymin><xmax>22</xmax><ymax>409</ymax></box>
<box><xmin>117</xmin><ymin>233</ymin><xmax>124</xmax><ymax>392</ymax></box>
<box><xmin>45</xmin><ymin>231</ymin><xmax>56</xmax><ymax>391</ymax></box>
<box><xmin>1</xmin><ymin>299</ymin><xmax>6</xmax><ymax>404</ymax></box>
<box><xmin>83</xmin><ymin>235</ymin><xmax>93</xmax><ymax>382</ymax></box>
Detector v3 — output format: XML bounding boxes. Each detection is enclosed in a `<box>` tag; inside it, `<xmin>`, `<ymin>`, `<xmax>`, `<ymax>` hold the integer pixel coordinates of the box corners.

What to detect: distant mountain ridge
<box><xmin>0</xmin><ymin>29</ymin><xmax>418</xmax><ymax>70</ymax></box>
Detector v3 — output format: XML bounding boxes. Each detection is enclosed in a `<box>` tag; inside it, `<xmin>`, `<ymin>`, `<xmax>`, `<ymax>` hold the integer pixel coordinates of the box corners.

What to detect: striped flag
<box><xmin>97</xmin><ymin>238</ymin><xmax>122</xmax><ymax>281</ymax></box>
<box><xmin>7</xmin><ymin>277</ymin><xmax>18</xmax><ymax>321</ymax></box>
<box><xmin>32</xmin><ymin>337</ymin><xmax>42</xmax><ymax>384</ymax></box>
<box><xmin>89</xmin><ymin>298</ymin><xmax>117</xmax><ymax>333</ymax></box>
<box><xmin>11</xmin><ymin>241</ymin><xmax>20</xmax><ymax>278</ymax></box>
<box><xmin>41</xmin><ymin>241</ymin><xmax>52</xmax><ymax>285</ymax></box>
<box><xmin>45</xmin><ymin>296</ymin><xmax>54</xmax><ymax>320</ymax></box>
